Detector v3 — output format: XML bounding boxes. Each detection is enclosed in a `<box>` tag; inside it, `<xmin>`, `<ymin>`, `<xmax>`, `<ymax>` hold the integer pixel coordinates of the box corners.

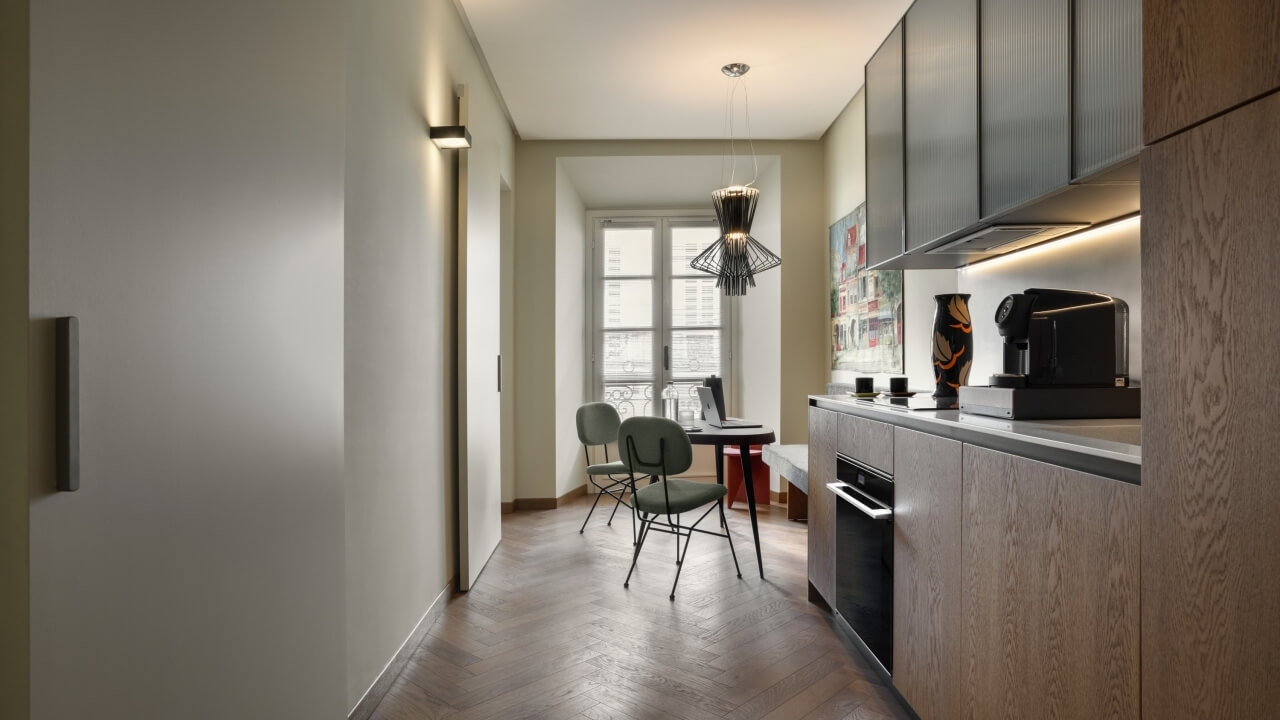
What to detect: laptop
<box><xmin>696</xmin><ymin>386</ymin><xmax>762</xmax><ymax>429</ymax></box>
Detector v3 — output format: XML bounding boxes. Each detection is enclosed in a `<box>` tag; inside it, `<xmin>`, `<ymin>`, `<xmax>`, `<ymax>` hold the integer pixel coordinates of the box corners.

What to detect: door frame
<box><xmin>1</xmin><ymin>0</ymin><xmax>30</xmax><ymax>713</ymax></box>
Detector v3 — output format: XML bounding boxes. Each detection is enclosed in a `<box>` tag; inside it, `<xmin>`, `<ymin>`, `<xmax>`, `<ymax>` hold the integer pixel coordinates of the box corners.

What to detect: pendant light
<box><xmin>690</xmin><ymin>63</ymin><xmax>781</xmax><ymax>296</ymax></box>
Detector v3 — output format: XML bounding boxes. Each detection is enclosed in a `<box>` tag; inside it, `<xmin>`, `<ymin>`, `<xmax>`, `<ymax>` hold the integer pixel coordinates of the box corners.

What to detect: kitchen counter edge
<box><xmin>809</xmin><ymin>395</ymin><xmax>1140</xmax><ymax>485</ymax></box>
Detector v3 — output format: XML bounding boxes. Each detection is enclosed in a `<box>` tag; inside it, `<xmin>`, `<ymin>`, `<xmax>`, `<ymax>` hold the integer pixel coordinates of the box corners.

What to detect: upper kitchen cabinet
<box><xmin>865</xmin><ymin>21</ymin><xmax>905</xmax><ymax>268</ymax></box>
<box><xmin>904</xmin><ymin>0</ymin><xmax>979</xmax><ymax>253</ymax></box>
<box><xmin>980</xmin><ymin>0</ymin><xmax>1070</xmax><ymax>217</ymax></box>
<box><xmin>869</xmin><ymin>0</ymin><xmax>1141</xmax><ymax>269</ymax></box>
<box><xmin>1143</xmin><ymin>0</ymin><xmax>1280</xmax><ymax>143</ymax></box>
<box><xmin>1074</xmin><ymin>0</ymin><xmax>1142</xmax><ymax>179</ymax></box>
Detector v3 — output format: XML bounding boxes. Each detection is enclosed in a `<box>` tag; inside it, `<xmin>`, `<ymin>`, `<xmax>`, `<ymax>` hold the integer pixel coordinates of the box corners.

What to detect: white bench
<box><xmin>762</xmin><ymin>444</ymin><xmax>808</xmax><ymax>520</ymax></box>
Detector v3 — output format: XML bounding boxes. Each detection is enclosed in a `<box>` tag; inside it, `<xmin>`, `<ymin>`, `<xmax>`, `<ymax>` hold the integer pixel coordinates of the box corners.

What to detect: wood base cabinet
<box><xmin>893</xmin><ymin>428</ymin><xmax>962</xmax><ymax>720</ymax></box>
<box><xmin>807</xmin><ymin>407</ymin><xmax>837</xmax><ymax>606</ymax></box>
<box><xmin>962</xmin><ymin>446</ymin><xmax>1139</xmax><ymax>720</ymax></box>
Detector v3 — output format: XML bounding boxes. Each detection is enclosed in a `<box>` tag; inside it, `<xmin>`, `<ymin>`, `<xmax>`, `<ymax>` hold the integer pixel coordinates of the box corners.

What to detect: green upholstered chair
<box><xmin>576</xmin><ymin>402</ymin><xmax>638</xmax><ymax>540</ymax></box>
<box><xmin>618</xmin><ymin>416</ymin><xmax>741</xmax><ymax>599</ymax></box>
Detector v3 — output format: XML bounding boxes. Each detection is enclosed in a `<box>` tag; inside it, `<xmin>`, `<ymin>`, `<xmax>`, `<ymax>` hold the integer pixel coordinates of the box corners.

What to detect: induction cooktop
<box><xmin>862</xmin><ymin>395</ymin><xmax>959</xmax><ymax>411</ymax></box>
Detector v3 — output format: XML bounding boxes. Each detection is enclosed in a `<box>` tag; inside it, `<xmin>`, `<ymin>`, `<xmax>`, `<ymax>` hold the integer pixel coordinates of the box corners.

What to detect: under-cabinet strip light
<box><xmin>961</xmin><ymin>214</ymin><xmax>1141</xmax><ymax>274</ymax></box>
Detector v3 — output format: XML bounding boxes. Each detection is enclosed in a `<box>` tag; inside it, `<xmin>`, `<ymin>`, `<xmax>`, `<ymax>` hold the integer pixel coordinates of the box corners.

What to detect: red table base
<box><xmin>724</xmin><ymin>445</ymin><xmax>769</xmax><ymax>509</ymax></box>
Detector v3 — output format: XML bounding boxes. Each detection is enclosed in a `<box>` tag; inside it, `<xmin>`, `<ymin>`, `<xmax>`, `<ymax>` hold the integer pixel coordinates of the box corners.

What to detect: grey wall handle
<box><xmin>56</xmin><ymin>316</ymin><xmax>79</xmax><ymax>492</ymax></box>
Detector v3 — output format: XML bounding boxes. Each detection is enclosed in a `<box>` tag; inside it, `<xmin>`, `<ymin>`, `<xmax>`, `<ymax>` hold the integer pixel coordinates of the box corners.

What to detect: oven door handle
<box><xmin>826</xmin><ymin>482</ymin><xmax>893</xmax><ymax>520</ymax></box>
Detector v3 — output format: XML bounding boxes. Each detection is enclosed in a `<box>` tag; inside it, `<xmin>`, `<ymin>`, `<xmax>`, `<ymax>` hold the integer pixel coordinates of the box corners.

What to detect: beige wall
<box><xmin>515</xmin><ymin>140</ymin><xmax>827</xmax><ymax>497</ymax></box>
<box><xmin>500</xmin><ymin>185</ymin><xmax>516</xmax><ymax>504</ymax></box>
<box><xmin>345</xmin><ymin>0</ymin><xmax>515</xmax><ymax>709</ymax></box>
<box><xmin>0</xmin><ymin>0</ymin><xmax>29</xmax><ymax>716</ymax></box>
<box><xmin>777</xmin><ymin>144</ymin><xmax>830</xmax><ymax>445</ymax></box>
<box><xmin>554</xmin><ymin>165</ymin><xmax>588</xmax><ymax>497</ymax></box>
<box><xmin>27</xmin><ymin>1</ymin><xmax>347</xmax><ymax>717</ymax></box>
<box><xmin>738</xmin><ymin>159</ymin><xmax>783</xmax><ymax>442</ymax></box>
<box><xmin>825</xmin><ymin>88</ymin><xmax>867</xmax><ymax>228</ymax></box>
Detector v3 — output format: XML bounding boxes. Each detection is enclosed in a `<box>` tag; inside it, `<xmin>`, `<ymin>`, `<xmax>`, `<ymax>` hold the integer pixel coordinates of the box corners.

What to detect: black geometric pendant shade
<box><xmin>690</xmin><ymin>185</ymin><xmax>781</xmax><ymax>296</ymax></box>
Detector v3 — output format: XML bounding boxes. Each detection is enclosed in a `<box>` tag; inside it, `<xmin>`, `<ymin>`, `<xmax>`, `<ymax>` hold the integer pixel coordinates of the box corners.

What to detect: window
<box><xmin>592</xmin><ymin>216</ymin><xmax>731</xmax><ymax>420</ymax></box>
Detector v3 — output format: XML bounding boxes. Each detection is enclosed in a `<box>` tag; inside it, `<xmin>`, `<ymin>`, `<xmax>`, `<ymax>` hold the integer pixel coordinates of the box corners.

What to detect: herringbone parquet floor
<box><xmin>370</xmin><ymin>494</ymin><xmax>914</xmax><ymax>720</ymax></box>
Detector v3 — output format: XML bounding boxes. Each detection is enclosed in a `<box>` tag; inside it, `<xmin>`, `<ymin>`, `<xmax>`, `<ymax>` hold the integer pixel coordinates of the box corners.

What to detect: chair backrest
<box><xmin>576</xmin><ymin>402</ymin><xmax>621</xmax><ymax>448</ymax></box>
<box><xmin>618</xmin><ymin>416</ymin><xmax>692</xmax><ymax>478</ymax></box>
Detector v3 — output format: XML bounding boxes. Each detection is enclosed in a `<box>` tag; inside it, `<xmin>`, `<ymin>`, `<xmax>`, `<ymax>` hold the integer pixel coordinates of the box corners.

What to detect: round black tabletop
<box><xmin>685</xmin><ymin>421</ymin><xmax>776</xmax><ymax>446</ymax></box>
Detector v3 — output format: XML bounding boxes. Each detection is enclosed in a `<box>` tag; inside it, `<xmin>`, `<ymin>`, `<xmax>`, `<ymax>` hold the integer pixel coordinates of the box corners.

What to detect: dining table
<box><xmin>686</xmin><ymin>421</ymin><xmax>777</xmax><ymax>578</ymax></box>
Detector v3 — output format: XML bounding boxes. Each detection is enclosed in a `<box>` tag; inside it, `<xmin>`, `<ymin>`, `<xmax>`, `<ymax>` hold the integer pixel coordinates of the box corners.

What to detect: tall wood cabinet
<box><xmin>893</xmin><ymin>428</ymin><xmax>962</xmax><ymax>720</ymax></box>
<box><xmin>1143</xmin><ymin>1</ymin><xmax>1280</xmax><ymax>143</ymax></box>
<box><xmin>1141</xmin><ymin>90</ymin><xmax>1280</xmax><ymax>719</ymax></box>
<box><xmin>1141</xmin><ymin>0</ymin><xmax>1280</xmax><ymax>715</ymax></box>
<box><xmin>806</xmin><ymin>407</ymin><xmax>837</xmax><ymax>606</ymax></box>
<box><xmin>962</xmin><ymin>446</ymin><xmax>1139</xmax><ymax>720</ymax></box>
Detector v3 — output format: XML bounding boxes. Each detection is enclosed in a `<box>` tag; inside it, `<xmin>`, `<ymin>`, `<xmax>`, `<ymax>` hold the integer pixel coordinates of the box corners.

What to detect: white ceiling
<box><xmin>454</xmin><ymin>0</ymin><xmax>914</xmax><ymax>141</ymax></box>
<box><xmin>559</xmin><ymin>155</ymin><xmax>779</xmax><ymax>208</ymax></box>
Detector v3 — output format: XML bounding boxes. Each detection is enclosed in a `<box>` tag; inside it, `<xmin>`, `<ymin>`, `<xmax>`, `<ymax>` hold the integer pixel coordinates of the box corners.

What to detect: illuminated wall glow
<box><xmin>957</xmin><ymin>212</ymin><xmax>1142</xmax><ymax>384</ymax></box>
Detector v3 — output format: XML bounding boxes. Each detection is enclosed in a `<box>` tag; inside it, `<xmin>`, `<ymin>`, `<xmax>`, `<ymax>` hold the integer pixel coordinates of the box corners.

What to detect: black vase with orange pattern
<box><xmin>932</xmin><ymin>293</ymin><xmax>972</xmax><ymax>398</ymax></box>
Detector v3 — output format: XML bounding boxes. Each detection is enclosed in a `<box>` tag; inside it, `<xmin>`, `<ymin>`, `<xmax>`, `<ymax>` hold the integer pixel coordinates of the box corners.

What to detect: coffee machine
<box><xmin>959</xmin><ymin>289</ymin><xmax>1140</xmax><ymax>419</ymax></box>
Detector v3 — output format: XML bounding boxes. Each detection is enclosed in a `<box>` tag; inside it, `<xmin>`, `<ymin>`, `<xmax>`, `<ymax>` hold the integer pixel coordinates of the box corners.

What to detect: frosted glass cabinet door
<box><xmin>904</xmin><ymin>0</ymin><xmax>979</xmax><ymax>251</ymax></box>
<box><xmin>866</xmin><ymin>20</ymin><xmax>905</xmax><ymax>268</ymax></box>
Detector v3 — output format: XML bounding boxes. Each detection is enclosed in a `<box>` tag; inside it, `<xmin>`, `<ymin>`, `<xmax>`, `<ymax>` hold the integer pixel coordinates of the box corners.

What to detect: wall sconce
<box><xmin>429</xmin><ymin>125</ymin><xmax>471</xmax><ymax>149</ymax></box>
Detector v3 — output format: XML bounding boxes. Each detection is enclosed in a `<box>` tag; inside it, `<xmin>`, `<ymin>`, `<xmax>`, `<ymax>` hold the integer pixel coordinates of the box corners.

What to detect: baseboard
<box><xmin>501</xmin><ymin>501</ymin><xmax>514</xmax><ymax>514</ymax></box>
<box><xmin>557</xmin><ymin>483</ymin><xmax>587</xmax><ymax>505</ymax></box>
<box><xmin>348</xmin><ymin>579</ymin><xmax>454</xmax><ymax>720</ymax></box>
<box><xmin>512</xmin><ymin>483</ymin><xmax>588</xmax><ymax>511</ymax></box>
<box><xmin>513</xmin><ymin>497</ymin><xmax>556</xmax><ymax>511</ymax></box>
<box><xmin>771</xmin><ymin>490</ymin><xmax>787</xmax><ymax>504</ymax></box>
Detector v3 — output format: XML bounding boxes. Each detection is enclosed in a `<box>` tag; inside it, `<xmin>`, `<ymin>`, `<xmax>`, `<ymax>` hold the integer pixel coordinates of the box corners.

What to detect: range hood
<box><xmin>926</xmin><ymin>223</ymin><xmax>1088</xmax><ymax>257</ymax></box>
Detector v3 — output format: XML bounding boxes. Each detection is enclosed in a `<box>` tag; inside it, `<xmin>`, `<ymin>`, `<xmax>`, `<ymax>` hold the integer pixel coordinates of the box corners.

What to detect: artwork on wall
<box><xmin>830</xmin><ymin>204</ymin><xmax>905</xmax><ymax>373</ymax></box>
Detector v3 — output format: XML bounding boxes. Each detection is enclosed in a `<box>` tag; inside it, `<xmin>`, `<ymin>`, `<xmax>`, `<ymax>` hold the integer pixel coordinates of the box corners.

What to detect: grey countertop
<box><xmin>810</xmin><ymin>394</ymin><xmax>1141</xmax><ymax>484</ymax></box>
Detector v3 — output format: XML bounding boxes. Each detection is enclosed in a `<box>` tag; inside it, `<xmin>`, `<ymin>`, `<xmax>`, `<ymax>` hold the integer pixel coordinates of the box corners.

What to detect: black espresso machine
<box><xmin>959</xmin><ymin>289</ymin><xmax>1141</xmax><ymax>419</ymax></box>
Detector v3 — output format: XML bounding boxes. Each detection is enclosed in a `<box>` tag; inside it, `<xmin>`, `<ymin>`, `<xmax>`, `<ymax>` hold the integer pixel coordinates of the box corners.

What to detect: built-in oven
<box><xmin>827</xmin><ymin>454</ymin><xmax>894</xmax><ymax>677</ymax></box>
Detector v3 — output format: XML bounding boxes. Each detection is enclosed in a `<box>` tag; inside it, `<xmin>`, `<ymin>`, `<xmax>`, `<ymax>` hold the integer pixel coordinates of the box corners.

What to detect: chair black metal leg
<box><xmin>624</xmin><ymin>515</ymin><xmax>651</xmax><ymax>588</ymax></box>
<box><xmin>720</xmin><ymin>499</ymin><xmax>742</xmax><ymax>578</ymax></box>
<box><xmin>629</xmin><ymin>478</ymin><xmax>638</xmax><ymax>545</ymax></box>
<box><xmin>673</xmin><ymin>514</ymin><xmax>681</xmax><ymax>565</ymax></box>
<box><xmin>669</xmin><ymin>525</ymin><xmax>693</xmax><ymax>600</ymax></box>
<box><xmin>579</xmin><ymin>482</ymin><xmax>606</xmax><ymax>534</ymax></box>
<box><xmin>715</xmin><ymin>445</ymin><xmax>726</xmax><ymax>528</ymax></box>
<box><xmin>606</xmin><ymin>483</ymin><xmax>624</xmax><ymax>526</ymax></box>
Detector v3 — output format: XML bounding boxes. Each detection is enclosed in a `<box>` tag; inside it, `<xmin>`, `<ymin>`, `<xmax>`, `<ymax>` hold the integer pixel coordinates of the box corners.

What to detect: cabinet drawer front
<box><xmin>837</xmin><ymin>414</ymin><xmax>893</xmax><ymax>475</ymax></box>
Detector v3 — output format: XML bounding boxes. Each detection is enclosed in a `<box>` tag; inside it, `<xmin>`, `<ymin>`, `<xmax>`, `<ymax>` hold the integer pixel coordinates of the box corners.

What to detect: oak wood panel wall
<box><xmin>892</xmin><ymin>428</ymin><xmax>962</xmax><ymax>720</ymax></box>
<box><xmin>1143</xmin><ymin>0</ymin><xmax>1280</xmax><ymax>142</ymax></box>
<box><xmin>836</xmin><ymin>413</ymin><xmax>893</xmax><ymax>475</ymax></box>
<box><xmin>1141</xmin><ymin>89</ymin><xmax>1280</xmax><ymax>719</ymax></box>
<box><xmin>962</xmin><ymin>446</ymin><xmax>1139</xmax><ymax>720</ymax></box>
<box><xmin>807</xmin><ymin>407</ymin><xmax>837</xmax><ymax>606</ymax></box>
